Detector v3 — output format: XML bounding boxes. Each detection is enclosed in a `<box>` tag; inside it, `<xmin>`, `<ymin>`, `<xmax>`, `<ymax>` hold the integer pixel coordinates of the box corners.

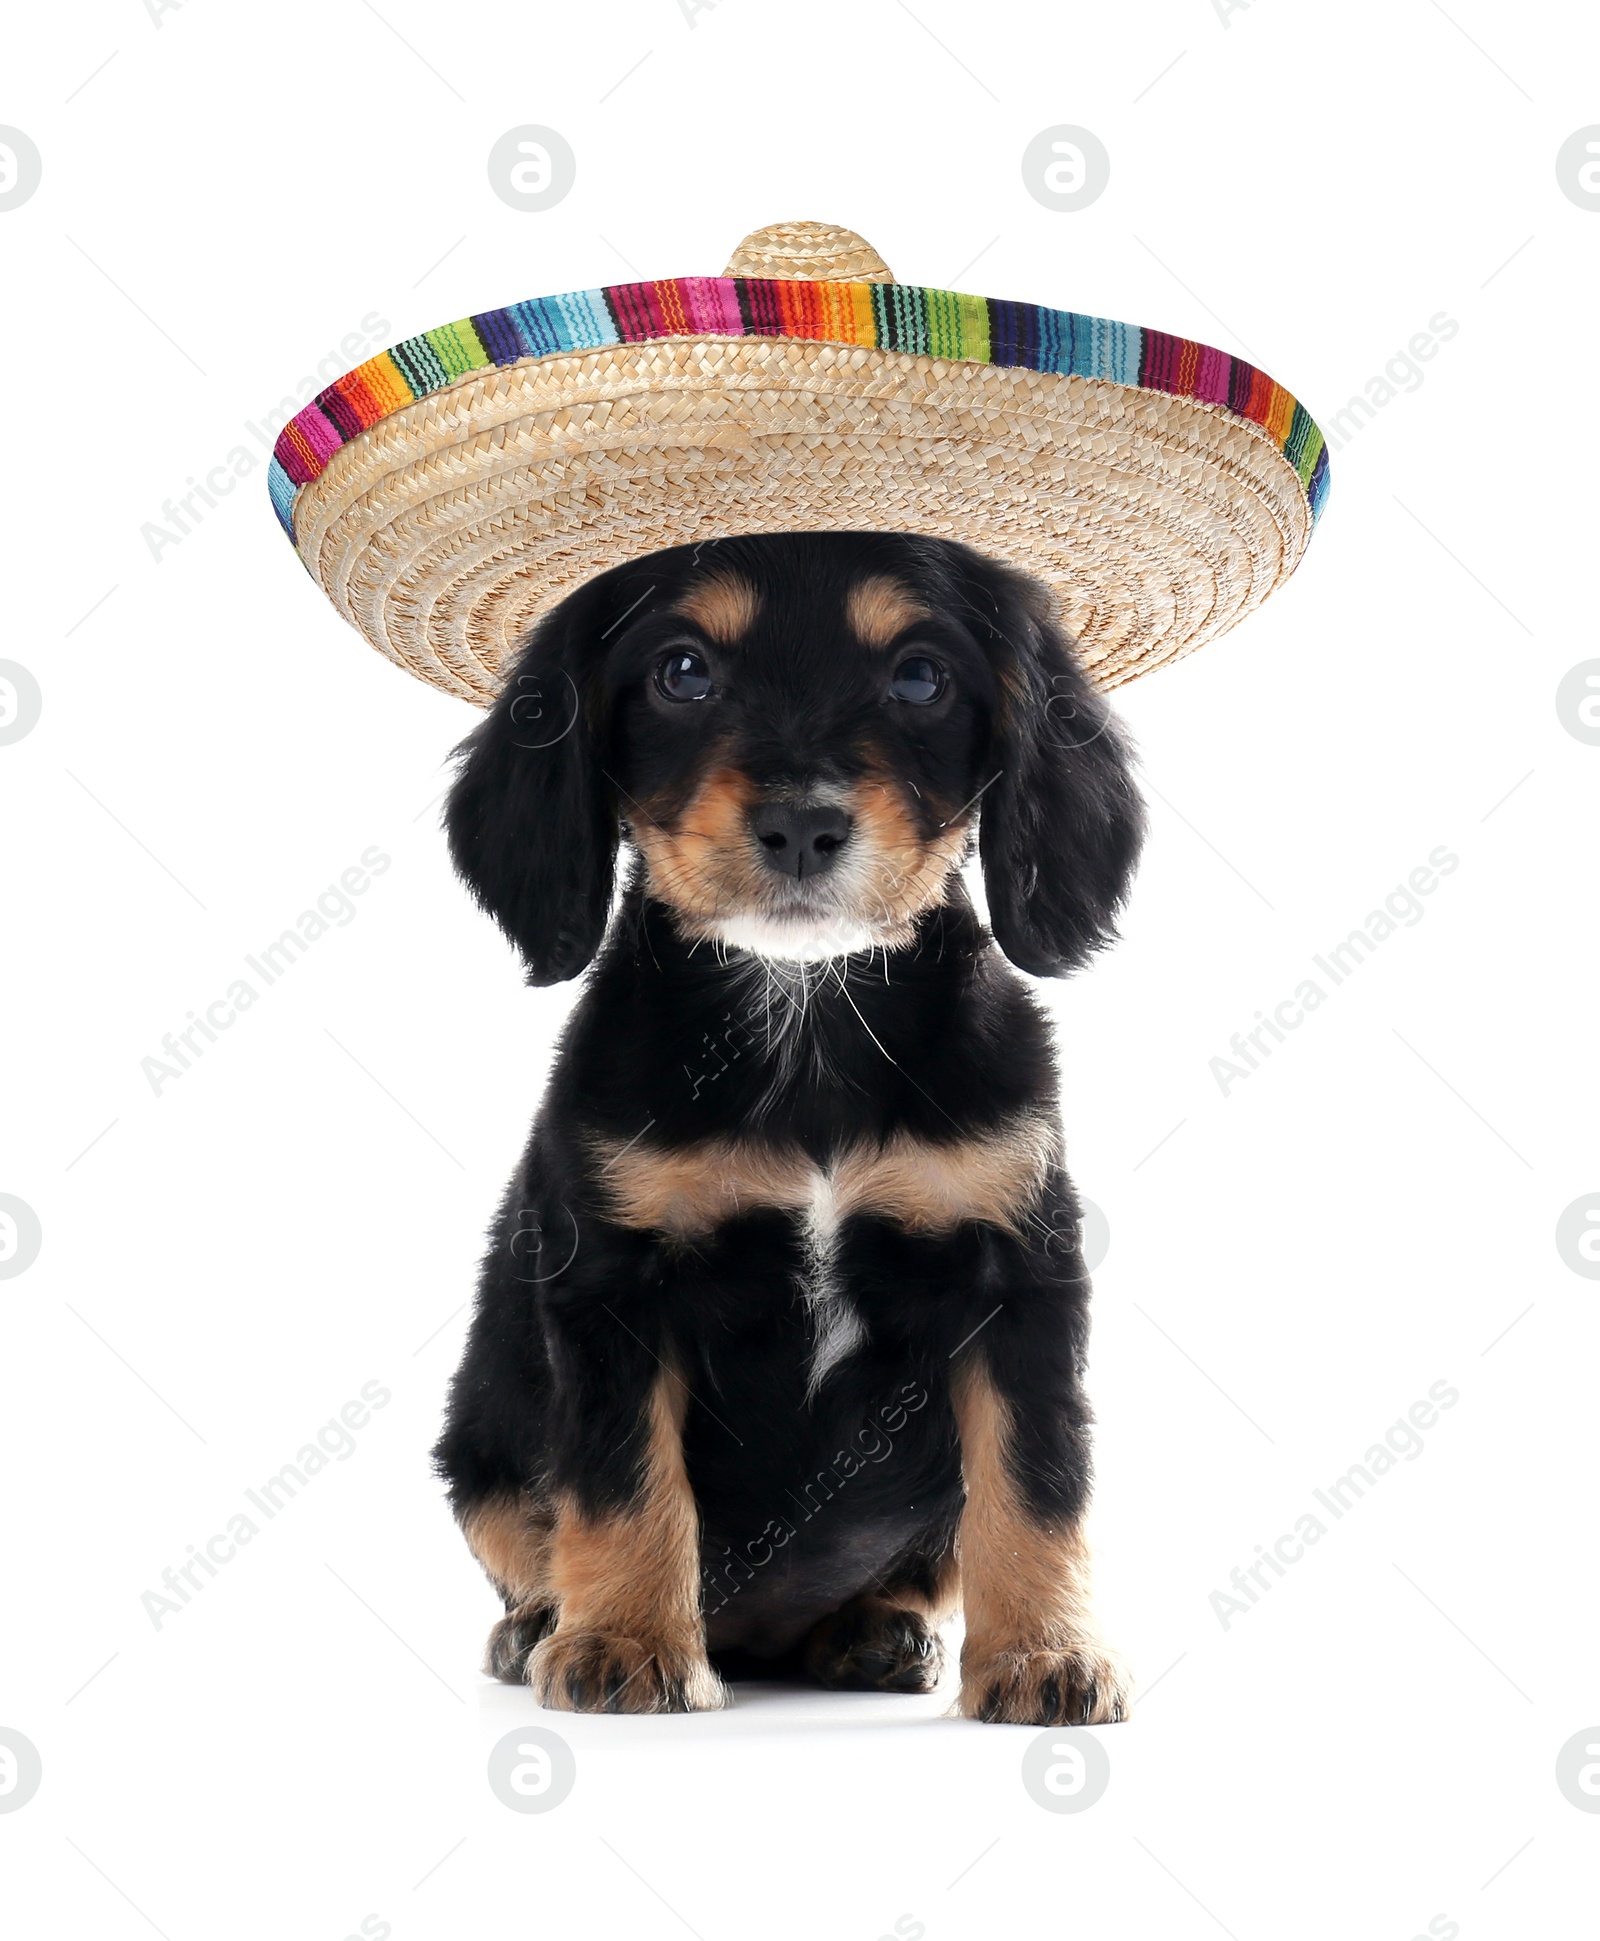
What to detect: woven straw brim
<box><xmin>288</xmin><ymin>337</ymin><xmax>1312</xmax><ymax>705</ymax></box>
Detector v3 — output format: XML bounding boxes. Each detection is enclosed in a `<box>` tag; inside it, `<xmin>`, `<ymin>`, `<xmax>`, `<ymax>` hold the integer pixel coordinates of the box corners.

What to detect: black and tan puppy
<box><xmin>433</xmin><ymin>531</ymin><xmax>1143</xmax><ymax>1723</ymax></box>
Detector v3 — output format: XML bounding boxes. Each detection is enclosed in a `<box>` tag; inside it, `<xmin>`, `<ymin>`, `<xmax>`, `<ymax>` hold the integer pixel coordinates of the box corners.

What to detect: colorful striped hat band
<box><xmin>272</xmin><ymin>221</ymin><xmax>1328</xmax><ymax>704</ymax></box>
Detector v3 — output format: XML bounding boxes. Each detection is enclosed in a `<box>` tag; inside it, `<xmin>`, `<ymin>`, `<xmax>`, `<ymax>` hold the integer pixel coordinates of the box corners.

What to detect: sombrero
<box><xmin>269</xmin><ymin>220</ymin><xmax>1328</xmax><ymax>704</ymax></box>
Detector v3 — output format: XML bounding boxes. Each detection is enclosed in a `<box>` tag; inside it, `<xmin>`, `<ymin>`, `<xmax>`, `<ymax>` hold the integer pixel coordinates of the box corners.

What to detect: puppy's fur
<box><xmin>434</xmin><ymin>533</ymin><xmax>1144</xmax><ymax>1721</ymax></box>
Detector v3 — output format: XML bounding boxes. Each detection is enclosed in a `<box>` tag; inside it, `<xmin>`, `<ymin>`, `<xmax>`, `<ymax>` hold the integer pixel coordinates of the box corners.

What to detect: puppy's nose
<box><xmin>750</xmin><ymin>802</ymin><xmax>854</xmax><ymax>880</ymax></box>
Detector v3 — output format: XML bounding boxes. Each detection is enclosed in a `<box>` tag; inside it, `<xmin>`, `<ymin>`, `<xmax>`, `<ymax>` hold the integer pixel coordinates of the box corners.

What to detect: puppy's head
<box><xmin>446</xmin><ymin>533</ymin><xmax>1143</xmax><ymax>982</ymax></box>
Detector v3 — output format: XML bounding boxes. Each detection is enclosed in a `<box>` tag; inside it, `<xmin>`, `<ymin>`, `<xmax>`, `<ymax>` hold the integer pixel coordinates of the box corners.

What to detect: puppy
<box><xmin>433</xmin><ymin>531</ymin><xmax>1144</xmax><ymax>1722</ymax></box>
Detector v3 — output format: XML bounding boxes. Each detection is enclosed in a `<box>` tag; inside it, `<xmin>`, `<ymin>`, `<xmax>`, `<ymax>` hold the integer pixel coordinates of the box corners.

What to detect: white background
<box><xmin>2</xmin><ymin>1</ymin><xmax>1596</xmax><ymax>1935</ymax></box>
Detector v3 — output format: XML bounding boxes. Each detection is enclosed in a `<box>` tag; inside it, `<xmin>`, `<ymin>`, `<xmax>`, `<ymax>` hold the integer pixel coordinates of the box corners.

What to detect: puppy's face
<box><xmin>447</xmin><ymin>531</ymin><xmax>1141</xmax><ymax>986</ymax></box>
<box><xmin>601</xmin><ymin>537</ymin><xmax>999</xmax><ymax>960</ymax></box>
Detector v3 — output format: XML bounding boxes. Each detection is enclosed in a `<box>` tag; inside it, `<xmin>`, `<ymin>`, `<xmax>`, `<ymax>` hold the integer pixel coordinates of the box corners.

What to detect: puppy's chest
<box><xmin>591</xmin><ymin>1114</ymin><xmax>1058</xmax><ymax>1243</ymax></box>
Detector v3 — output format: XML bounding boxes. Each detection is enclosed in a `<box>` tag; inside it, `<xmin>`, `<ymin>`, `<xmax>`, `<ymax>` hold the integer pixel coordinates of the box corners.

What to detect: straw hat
<box><xmin>270</xmin><ymin>220</ymin><xmax>1328</xmax><ymax>704</ymax></box>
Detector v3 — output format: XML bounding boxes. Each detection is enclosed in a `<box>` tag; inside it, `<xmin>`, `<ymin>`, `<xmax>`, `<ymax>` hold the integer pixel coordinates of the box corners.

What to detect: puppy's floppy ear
<box><xmin>968</xmin><ymin>559</ymin><xmax>1145</xmax><ymax>977</ymax></box>
<box><xmin>445</xmin><ymin>587</ymin><xmax>617</xmax><ymax>985</ymax></box>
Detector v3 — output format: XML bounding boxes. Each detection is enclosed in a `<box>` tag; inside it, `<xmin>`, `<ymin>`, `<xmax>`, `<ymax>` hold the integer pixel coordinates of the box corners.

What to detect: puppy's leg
<box><xmin>531</xmin><ymin>1365</ymin><xmax>726</xmax><ymax>1715</ymax></box>
<box><xmin>459</xmin><ymin>1493</ymin><xmax>557</xmax><ymax>1682</ymax></box>
<box><xmin>802</xmin><ymin>1528</ymin><xmax>960</xmax><ymax>1694</ymax></box>
<box><xmin>952</xmin><ymin>1356</ymin><xmax>1130</xmax><ymax>1725</ymax></box>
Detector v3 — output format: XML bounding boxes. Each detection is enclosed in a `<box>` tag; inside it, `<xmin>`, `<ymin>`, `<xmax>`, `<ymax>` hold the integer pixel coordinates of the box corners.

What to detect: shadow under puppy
<box><xmin>433</xmin><ymin>531</ymin><xmax>1144</xmax><ymax>1723</ymax></box>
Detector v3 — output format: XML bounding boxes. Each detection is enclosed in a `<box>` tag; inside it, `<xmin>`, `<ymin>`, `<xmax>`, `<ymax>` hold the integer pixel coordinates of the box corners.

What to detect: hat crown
<box><xmin>721</xmin><ymin>220</ymin><xmax>896</xmax><ymax>283</ymax></box>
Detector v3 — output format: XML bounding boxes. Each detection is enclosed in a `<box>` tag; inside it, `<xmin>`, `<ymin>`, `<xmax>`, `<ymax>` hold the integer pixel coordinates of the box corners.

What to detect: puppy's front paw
<box><xmin>959</xmin><ymin>1640</ymin><xmax>1132</xmax><ymax>1726</ymax></box>
<box><xmin>528</xmin><ymin>1629</ymin><xmax>728</xmax><ymax>1714</ymax></box>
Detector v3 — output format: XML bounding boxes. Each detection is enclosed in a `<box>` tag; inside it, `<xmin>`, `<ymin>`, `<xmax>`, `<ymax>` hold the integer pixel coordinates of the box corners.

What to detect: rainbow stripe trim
<box><xmin>269</xmin><ymin>277</ymin><xmax>1328</xmax><ymax>539</ymax></box>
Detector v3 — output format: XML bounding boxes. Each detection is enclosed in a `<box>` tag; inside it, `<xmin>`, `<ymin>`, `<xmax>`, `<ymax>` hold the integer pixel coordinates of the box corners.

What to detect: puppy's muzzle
<box><xmin>749</xmin><ymin>802</ymin><xmax>854</xmax><ymax>881</ymax></box>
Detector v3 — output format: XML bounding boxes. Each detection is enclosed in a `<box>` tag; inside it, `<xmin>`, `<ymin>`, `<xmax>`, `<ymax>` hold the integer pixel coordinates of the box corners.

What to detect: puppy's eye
<box><xmin>888</xmin><ymin>655</ymin><xmax>945</xmax><ymax>705</ymax></box>
<box><xmin>656</xmin><ymin>649</ymin><xmax>713</xmax><ymax>702</ymax></box>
